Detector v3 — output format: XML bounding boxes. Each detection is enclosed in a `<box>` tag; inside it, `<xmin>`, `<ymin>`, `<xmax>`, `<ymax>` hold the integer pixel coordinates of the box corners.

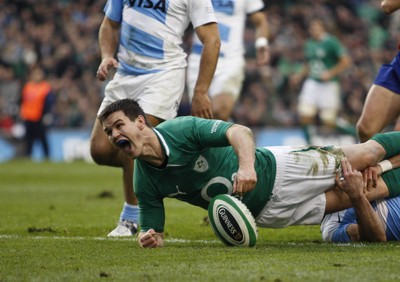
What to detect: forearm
<box><xmin>193</xmin><ymin>23</ymin><xmax>220</xmax><ymax>97</ymax></box>
<box><xmin>327</xmin><ymin>56</ymin><xmax>351</xmax><ymax>78</ymax></box>
<box><xmin>251</xmin><ymin>11</ymin><xmax>269</xmax><ymax>41</ymax></box>
<box><xmin>98</xmin><ymin>17</ymin><xmax>120</xmax><ymax>60</ymax></box>
<box><xmin>350</xmin><ymin>196</ymin><xmax>386</xmax><ymax>242</ymax></box>
<box><xmin>226</xmin><ymin>125</ymin><xmax>255</xmax><ymax>170</ymax></box>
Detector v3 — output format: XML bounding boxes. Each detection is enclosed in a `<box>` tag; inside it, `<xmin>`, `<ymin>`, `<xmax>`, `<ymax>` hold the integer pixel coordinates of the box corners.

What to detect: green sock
<box><xmin>371</xmin><ymin>132</ymin><xmax>400</xmax><ymax>159</ymax></box>
<box><xmin>381</xmin><ymin>168</ymin><xmax>400</xmax><ymax>198</ymax></box>
<box><xmin>302</xmin><ymin>125</ymin><xmax>311</xmax><ymax>144</ymax></box>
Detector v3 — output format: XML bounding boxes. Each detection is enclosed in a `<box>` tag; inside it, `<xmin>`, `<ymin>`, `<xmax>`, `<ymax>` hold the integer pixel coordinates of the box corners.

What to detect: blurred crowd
<box><xmin>0</xmin><ymin>0</ymin><xmax>399</xmax><ymax>139</ymax></box>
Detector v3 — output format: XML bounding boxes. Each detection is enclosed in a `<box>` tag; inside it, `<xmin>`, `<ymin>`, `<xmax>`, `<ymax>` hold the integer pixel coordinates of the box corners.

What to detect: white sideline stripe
<box><xmin>0</xmin><ymin>234</ymin><xmax>220</xmax><ymax>244</ymax></box>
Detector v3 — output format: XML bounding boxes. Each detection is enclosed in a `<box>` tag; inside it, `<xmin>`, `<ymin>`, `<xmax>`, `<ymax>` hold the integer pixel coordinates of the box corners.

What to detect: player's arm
<box><xmin>191</xmin><ymin>22</ymin><xmax>221</xmax><ymax>119</ymax></box>
<box><xmin>225</xmin><ymin>125</ymin><xmax>257</xmax><ymax>195</ymax></box>
<box><xmin>138</xmin><ymin>229</ymin><xmax>164</xmax><ymax>248</ymax></box>
<box><xmin>96</xmin><ymin>16</ymin><xmax>120</xmax><ymax>81</ymax></box>
<box><xmin>335</xmin><ymin>158</ymin><xmax>386</xmax><ymax>242</ymax></box>
<box><xmin>381</xmin><ymin>0</ymin><xmax>400</xmax><ymax>14</ymax></box>
<box><xmin>320</xmin><ymin>52</ymin><xmax>351</xmax><ymax>81</ymax></box>
<box><xmin>249</xmin><ymin>10</ymin><xmax>270</xmax><ymax>66</ymax></box>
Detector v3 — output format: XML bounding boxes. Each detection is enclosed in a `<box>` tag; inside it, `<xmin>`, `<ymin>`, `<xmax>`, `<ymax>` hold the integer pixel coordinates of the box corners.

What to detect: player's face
<box><xmin>102</xmin><ymin>111</ymin><xmax>145</xmax><ymax>159</ymax></box>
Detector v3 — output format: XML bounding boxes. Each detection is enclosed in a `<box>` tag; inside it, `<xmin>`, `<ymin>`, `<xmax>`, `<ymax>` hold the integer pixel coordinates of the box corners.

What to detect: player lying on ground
<box><xmin>321</xmin><ymin>154</ymin><xmax>400</xmax><ymax>242</ymax></box>
<box><xmin>99</xmin><ymin>98</ymin><xmax>400</xmax><ymax>248</ymax></box>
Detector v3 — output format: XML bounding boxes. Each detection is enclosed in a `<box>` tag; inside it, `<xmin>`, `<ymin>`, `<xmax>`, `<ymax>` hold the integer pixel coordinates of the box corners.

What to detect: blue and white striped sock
<box><xmin>120</xmin><ymin>202</ymin><xmax>139</xmax><ymax>223</ymax></box>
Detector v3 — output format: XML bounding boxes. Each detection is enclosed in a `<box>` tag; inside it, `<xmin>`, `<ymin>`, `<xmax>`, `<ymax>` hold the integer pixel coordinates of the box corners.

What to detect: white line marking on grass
<box><xmin>0</xmin><ymin>234</ymin><xmax>220</xmax><ymax>244</ymax></box>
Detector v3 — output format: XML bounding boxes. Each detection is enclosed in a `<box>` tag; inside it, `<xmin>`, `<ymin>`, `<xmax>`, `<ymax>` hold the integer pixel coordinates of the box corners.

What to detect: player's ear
<box><xmin>137</xmin><ymin>115</ymin><xmax>146</xmax><ymax>130</ymax></box>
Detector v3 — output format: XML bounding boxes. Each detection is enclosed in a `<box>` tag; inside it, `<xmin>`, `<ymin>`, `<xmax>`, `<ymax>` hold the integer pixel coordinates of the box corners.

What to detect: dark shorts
<box><xmin>374</xmin><ymin>52</ymin><xmax>400</xmax><ymax>95</ymax></box>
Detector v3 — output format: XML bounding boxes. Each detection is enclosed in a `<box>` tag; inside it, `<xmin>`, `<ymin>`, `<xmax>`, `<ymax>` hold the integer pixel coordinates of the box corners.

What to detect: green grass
<box><xmin>1</xmin><ymin>160</ymin><xmax>400</xmax><ymax>281</ymax></box>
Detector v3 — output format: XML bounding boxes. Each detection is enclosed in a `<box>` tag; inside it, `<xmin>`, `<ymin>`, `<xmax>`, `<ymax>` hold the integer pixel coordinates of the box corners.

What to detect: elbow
<box><xmin>381</xmin><ymin>1</ymin><xmax>397</xmax><ymax>14</ymax></box>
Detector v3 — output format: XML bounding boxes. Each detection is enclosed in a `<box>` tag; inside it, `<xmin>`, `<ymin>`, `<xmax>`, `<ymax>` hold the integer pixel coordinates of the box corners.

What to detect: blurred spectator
<box><xmin>0</xmin><ymin>0</ymin><xmax>398</xmax><ymax>137</ymax></box>
<box><xmin>19</xmin><ymin>65</ymin><xmax>55</xmax><ymax>159</ymax></box>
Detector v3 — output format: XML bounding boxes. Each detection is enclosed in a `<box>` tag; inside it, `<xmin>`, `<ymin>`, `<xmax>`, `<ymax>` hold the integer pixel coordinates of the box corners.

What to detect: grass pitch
<box><xmin>1</xmin><ymin>160</ymin><xmax>400</xmax><ymax>282</ymax></box>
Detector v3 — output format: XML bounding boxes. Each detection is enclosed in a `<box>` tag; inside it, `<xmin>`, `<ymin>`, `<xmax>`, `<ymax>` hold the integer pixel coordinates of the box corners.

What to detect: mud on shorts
<box><xmin>256</xmin><ymin>145</ymin><xmax>346</xmax><ymax>228</ymax></box>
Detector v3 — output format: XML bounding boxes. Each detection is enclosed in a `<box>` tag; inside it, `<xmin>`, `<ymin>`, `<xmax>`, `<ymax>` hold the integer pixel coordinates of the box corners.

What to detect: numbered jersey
<box><xmin>104</xmin><ymin>0</ymin><xmax>217</xmax><ymax>75</ymax></box>
<box><xmin>134</xmin><ymin>116</ymin><xmax>276</xmax><ymax>232</ymax></box>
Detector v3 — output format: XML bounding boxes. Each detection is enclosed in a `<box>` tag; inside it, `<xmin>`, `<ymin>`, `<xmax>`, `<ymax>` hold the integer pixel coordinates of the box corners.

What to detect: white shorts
<box><xmin>298</xmin><ymin>78</ymin><xmax>340</xmax><ymax>114</ymax></box>
<box><xmin>256</xmin><ymin>145</ymin><xmax>345</xmax><ymax>228</ymax></box>
<box><xmin>98</xmin><ymin>69</ymin><xmax>185</xmax><ymax>120</ymax></box>
<box><xmin>187</xmin><ymin>54</ymin><xmax>245</xmax><ymax>100</ymax></box>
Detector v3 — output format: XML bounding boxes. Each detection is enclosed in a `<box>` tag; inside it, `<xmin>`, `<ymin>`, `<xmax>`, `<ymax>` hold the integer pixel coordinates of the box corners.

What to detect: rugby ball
<box><xmin>208</xmin><ymin>194</ymin><xmax>258</xmax><ymax>247</ymax></box>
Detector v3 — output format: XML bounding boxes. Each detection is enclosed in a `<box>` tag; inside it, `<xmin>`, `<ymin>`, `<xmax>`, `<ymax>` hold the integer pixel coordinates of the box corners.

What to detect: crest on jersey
<box><xmin>193</xmin><ymin>155</ymin><xmax>208</xmax><ymax>172</ymax></box>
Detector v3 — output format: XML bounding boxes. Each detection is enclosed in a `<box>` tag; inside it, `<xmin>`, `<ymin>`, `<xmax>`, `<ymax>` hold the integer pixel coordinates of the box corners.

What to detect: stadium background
<box><xmin>0</xmin><ymin>0</ymin><xmax>397</xmax><ymax>161</ymax></box>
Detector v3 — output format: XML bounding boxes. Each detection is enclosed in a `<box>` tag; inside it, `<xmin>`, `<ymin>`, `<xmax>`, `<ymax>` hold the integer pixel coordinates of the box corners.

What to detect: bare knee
<box><xmin>356</xmin><ymin>120</ymin><xmax>374</xmax><ymax>143</ymax></box>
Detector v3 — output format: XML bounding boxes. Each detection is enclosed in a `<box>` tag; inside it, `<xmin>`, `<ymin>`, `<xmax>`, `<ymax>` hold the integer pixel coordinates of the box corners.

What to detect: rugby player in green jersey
<box><xmin>99</xmin><ymin>98</ymin><xmax>400</xmax><ymax>248</ymax></box>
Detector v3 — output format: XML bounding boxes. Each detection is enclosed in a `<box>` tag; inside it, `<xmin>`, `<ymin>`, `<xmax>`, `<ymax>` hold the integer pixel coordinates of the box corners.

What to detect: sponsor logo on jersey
<box><xmin>125</xmin><ymin>0</ymin><xmax>166</xmax><ymax>13</ymax></box>
<box><xmin>212</xmin><ymin>0</ymin><xmax>234</xmax><ymax>15</ymax></box>
<box><xmin>194</xmin><ymin>155</ymin><xmax>209</xmax><ymax>172</ymax></box>
<box><xmin>211</xmin><ymin>120</ymin><xmax>222</xmax><ymax>134</ymax></box>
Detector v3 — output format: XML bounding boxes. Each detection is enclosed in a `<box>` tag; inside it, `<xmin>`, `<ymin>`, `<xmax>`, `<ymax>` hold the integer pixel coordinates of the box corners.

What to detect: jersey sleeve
<box><xmin>103</xmin><ymin>0</ymin><xmax>123</xmax><ymax>22</ymax></box>
<box><xmin>138</xmin><ymin>193</ymin><xmax>166</xmax><ymax>233</ymax></box>
<box><xmin>246</xmin><ymin>0</ymin><xmax>265</xmax><ymax>14</ymax></box>
<box><xmin>190</xmin><ymin>118</ymin><xmax>234</xmax><ymax>148</ymax></box>
<box><xmin>331</xmin><ymin>225</ymin><xmax>352</xmax><ymax>243</ymax></box>
<box><xmin>188</xmin><ymin>0</ymin><xmax>218</xmax><ymax>28</ymax></box>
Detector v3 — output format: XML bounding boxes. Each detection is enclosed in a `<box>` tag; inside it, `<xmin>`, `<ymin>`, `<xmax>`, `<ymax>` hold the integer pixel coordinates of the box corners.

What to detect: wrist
<box><xmin>255</xmin><ymin>37</ymin><xmax>268</xmax><ymax>49</ymax></box>
<box><xmin>378</xmin><ymin>160</ymin><xmax>392</xmax><ymax>173</ymax></box>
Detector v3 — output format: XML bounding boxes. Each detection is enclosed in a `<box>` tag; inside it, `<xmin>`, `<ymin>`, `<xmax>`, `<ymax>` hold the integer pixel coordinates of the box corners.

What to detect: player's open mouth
<box><xmin>116</xmin><ymin>139</ymin><xmax>130</xmax><ymax>149</ymax></box>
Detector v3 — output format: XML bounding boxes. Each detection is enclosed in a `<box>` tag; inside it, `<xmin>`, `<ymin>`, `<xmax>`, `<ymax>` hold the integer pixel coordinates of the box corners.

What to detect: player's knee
<box><xmin>319</xmin><ymin>109</ymin><xmax>337</xmax><ymax>128</ymax></box>
<box><xmin>90</xmin><ymin>137</ymin><xmax>115</xmax><ymax>166</ymax></box>
<box><xmin>356</xmin><ymin>120</ymin><xmax>373</xmax><ymax>143</ymax></box>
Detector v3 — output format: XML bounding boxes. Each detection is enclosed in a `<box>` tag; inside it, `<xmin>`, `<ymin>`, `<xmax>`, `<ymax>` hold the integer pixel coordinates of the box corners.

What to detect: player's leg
<box><xmin>210</xmin><ymin>58</ymin><xmax>244</xmax><ymax>121</ymax></box>
<box><xmin>341</xmin><ymin>131</ymin><xmax>400</xmax><ymax>172</ymax></box>
<box><xmin>297</xmin><ymin>79</ymin><xmax>318</xmax><ymax>143</ymax></box>
<box><xmin>357</xmin><ymin>52</ymin><xmax>400</xmax><ymax>142</ymax></box>
<box><xmin>324</xmin><ymin>176</ymin><xmax>389</xmax><ymax>214</ymax></box>
<box><xmin>356</xmin><ymin>85</ymin><xmax>400</xmax><ymax>142</ymax></box>
<box><xmin>318</xmin><ymin>81</ymin><xmax>340</xmax><ymax>129</ymax></box>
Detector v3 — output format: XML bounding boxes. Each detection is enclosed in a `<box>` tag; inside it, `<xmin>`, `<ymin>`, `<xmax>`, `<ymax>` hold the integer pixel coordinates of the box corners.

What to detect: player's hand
<box><xmin>256</xmin><ymin>46</ymin><xmax>270</xmax><ymax>66</ymax></box>
<box><xmin>335</xmin><ymin>158</ymin><xmax>364</xmax><ymax>200</ymax></box>
<box><xmin>233</xmin><ymin>167</ymin><xmax>257</xmax><ymax>196</ymax></box>
<box><xmin>138</xmin><ymin>229</ymin><xmax>163</xmax><ymax>248</ymax></box>
<box><xmin>96</xmin><ymin>58</ymin><xmax>118</xmax><ymax>81</ymax></box>
<box><xmin>191</xmin><ymin>93</ymin><xmax>213</xmax><ymax>119</ymax></box>
<box><xmin>362</xmin><ymin>166</ymin><xmax>380</xmax><ymax>191</ymax></box>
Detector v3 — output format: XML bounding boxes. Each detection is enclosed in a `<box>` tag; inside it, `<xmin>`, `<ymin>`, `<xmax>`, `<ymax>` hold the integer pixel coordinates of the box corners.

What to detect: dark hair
<box><xmin>99</xmin><ymin>99</ymin><xmax>151</xmax><ymax>126</ymax></box>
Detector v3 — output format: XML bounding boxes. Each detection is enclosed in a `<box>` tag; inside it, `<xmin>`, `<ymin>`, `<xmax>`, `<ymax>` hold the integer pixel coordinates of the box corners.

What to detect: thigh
<box><xmin>209</xmin><ymin>57</ymin><xmax>245</xmax><ymax>100</ymax></box>
<box><xmin>358</xmin><ymin>85</ymin><xmax>400</xmax><ymax>133</ymax></box>
<box><xmin>256</xmin><ymin>146</ymin><xmax>341</xmax><ymax>227</ymax></box>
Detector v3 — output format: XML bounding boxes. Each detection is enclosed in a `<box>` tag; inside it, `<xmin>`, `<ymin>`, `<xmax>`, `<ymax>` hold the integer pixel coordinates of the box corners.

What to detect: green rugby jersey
<box><xmin>304</xmin><ymin>34</ymin><xmax>347</xmax><ymax>82</ymax></box>
<box><xmin>134</xmin><ymin>116</ymin><xmax>276</xmax><ymax>232</ymax></box>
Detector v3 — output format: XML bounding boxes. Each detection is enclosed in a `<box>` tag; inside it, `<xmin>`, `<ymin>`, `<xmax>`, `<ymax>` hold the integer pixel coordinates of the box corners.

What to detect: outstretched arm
<box><xmin>225</xmin><ymin>125</ymin><xmax>257</xmax><ymax>196</ymax></box>
<box><xmin>334</xmin><ymin>159</ymin><xmax>386</xmax><ymax>242</ymax></box>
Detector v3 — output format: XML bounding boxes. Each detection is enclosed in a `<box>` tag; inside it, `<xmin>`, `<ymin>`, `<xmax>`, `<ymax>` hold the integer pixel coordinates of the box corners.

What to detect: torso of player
<box><xmin>191</xmin><ymin>0</ymin><xmax>264</xmax><ymax>59</ymax></box>
<box><xmin>105</xmin><ymin>0</ymin><xmax>217</xmax><ymax>75</ymax></box>
<box><xmin>305</xmin><ymin>34</ymin><xmax>344</xmax><ymax>81</ymax></box>
<box><xmin>133</xmin><ymin>116</ymin><xmax>275</xmax><ymax>217</ymax></box>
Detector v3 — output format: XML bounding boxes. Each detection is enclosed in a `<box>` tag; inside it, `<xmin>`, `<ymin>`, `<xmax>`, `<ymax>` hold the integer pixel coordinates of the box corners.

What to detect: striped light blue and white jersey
<box><xmin>321</xmin><ymin>197</ymin><xmax>400</xmax><ymax>242</ymax></box>
<box><xmin>191</xmin><ymin>0</ymin><xmax>264</xmax><ymax>58</ymax></box>
<box><xmin>104</xmin><ymin>0</ymin><xmax>217</xmax><ymax>76</ymax></box>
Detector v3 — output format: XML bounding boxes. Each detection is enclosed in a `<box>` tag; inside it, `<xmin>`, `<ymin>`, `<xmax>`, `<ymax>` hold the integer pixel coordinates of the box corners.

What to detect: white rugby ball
<box><xmin>208</xmin><ymin>194</ymin><xmax>258</xmax><ymax>247</ymax></box>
